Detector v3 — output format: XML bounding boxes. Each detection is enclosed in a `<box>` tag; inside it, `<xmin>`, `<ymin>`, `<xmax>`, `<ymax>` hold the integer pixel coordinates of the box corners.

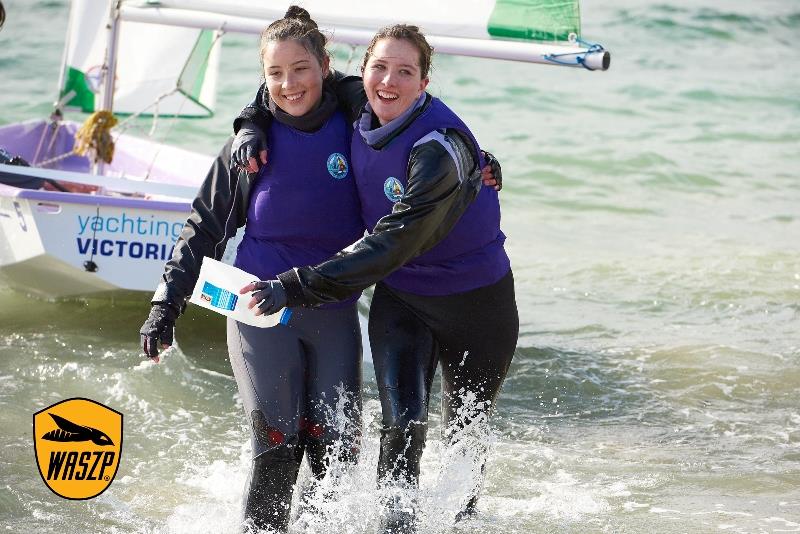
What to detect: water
<box><xmin>1</xmin><ymin>0</ymin><xmax>799</xmax><ymax>532</ymax></box>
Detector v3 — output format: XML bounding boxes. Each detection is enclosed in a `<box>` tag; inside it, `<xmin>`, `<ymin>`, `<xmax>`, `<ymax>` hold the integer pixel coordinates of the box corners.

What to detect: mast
<box><xmin>53</xmin><ymin>1</ymin><xmax>75</xmax><ymax>119</ymax></box>
<box><xmin>101</xmin><ymin>1</ymin><xmax>122</xmax><ymax>115</ymax></box>
<box><xmin>96</xmin><ymin>0</ymin><xmax>122</xmax><ymax>175</ymax></box>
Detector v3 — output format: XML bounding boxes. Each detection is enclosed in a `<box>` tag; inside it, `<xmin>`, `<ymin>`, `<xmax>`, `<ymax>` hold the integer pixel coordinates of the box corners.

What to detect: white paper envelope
<box><xmin>189</xmin><ymin>257</ymin><xmax>290</xmax><ymax>328</ymax></box>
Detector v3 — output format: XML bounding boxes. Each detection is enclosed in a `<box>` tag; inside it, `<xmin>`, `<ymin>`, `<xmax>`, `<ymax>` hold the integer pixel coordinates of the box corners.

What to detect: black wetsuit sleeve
<box><xmin>331</xmin><ymin>71</ymin><xmax>367</xmax><ymax>123</ymax></box>
<box><xmin>158</xmin><ymin>137</ymin><xmax>249</xmax><ymax>306</ymax></box>
<box><xmin>233</xmin><ymin>83</ymin><xmax>271</xmax><ymax>134</ymax></box>
<box><xmin>277</xmin><ymin>129</ymin><xmax>482</xmax><ymax>307</ymax></box>
<box><xmin>232</xmin><ymin>70</ymin><xmax>366</xmax><ymax>133</ymax></box>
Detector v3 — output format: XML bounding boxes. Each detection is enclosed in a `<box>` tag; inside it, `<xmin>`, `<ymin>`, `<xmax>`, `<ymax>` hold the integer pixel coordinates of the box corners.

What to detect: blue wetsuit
<box><xmin>154</xmin><ymin>87</ymin><xmax>365</xmax><ymax>532</ymax></box>
<box><xmin>230</xmin><ymin>107</ymin><xmax>363</xmax><ymax>451</ymax></box>
<box><xmin>229</xmin><ymin>109</ymin><xmax>364</xmax><ymax>531</ymax></box>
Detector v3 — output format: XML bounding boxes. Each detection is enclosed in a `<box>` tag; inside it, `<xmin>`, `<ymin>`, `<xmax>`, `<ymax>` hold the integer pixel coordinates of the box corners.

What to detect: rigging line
<box><xmin>43</xmin><ymin>122</ymin><xmax>64</xmax><ymax>163</ymax></box>
<box><xmin>33</xmin><ymin>122</ymin><xmax>72</xmax><ymax>169</ymax></box>
<box><xmin>36</xmin><ymin>151</ymin><xmax>75</xmax><ymax>169</ymax></box>
<box><xmin>113</xmin><ymin>87</ymin><xmax>181</xmax><ymax>133</ymax></box>
<box><xmin>32</xmin><ymin>120</ymin><xmax>64</xmax><ymax>166</ymax></box>
<box><xmin>32</xmin><ymin>125</ymin><xmax>49</xmax><ymax>167</ymax></box>
<box><xmin>149</xmin><ymin>98</ymin><xmax>160</xmax><ymax>138</ymax></box>
<box><xmin>35</xmin><ymin>89</ymin><xmax>178</xmax><ymax>172</ymax></box>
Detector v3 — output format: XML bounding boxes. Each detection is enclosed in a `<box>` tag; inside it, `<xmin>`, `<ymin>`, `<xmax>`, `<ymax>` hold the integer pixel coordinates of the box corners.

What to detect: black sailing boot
<box><xmin>377</xmin><ymin>422</ymin><xmax>428</xmax><ymax>534</ymax></box>
<box><xmin>305</xmin><ymin>437</ymin><xmax>328</xmax><ymax>481</ymax></box>
<box><xmin>242</xmin><ymin>445</ymin><xmax>302</xmax><ymax>533</ymax></box>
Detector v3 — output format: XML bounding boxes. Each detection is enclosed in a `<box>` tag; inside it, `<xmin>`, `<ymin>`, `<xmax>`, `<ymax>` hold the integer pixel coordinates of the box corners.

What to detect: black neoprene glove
<box><xmin>140</xmin><ymin>304</ymin><xmax>179</xmax><ymax>358</ymax></box>
<box><xmin>481</xmin><ymin>150</ymin><xmax>502</xmax><ymax>191</ymax></box>
<box><xmin>250</xmin><ymin>280</ymin><xmax>288</xmax><ymax>316</ymax></box>
<box><xmin>231</xmin><ymin>120</ymin><xmax>268</xmax><ymax>173</ymax></box>
<box><xmin>139</xmin><ymin>283</ymin><xmax>185</xmax><ymax>359</ymax></box>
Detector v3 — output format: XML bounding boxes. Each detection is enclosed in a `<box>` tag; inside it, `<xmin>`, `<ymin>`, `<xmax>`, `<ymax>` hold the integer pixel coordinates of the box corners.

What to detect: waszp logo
<box><xmin>33</xmin><ymin>398</ymin><xmax>123</xmax><ymax>500</ymax></box>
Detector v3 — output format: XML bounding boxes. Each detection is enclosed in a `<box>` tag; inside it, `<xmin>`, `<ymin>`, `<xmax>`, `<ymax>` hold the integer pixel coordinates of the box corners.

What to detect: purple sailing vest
<box><xmin>235</xmin><ymin>111</ymin><xmax>365</xmax><ymax>307</ymax></box>
<box><xmin>351</xmin><ymin>97</ymin><xmax>510</xmax><ymax>296</ymax></box>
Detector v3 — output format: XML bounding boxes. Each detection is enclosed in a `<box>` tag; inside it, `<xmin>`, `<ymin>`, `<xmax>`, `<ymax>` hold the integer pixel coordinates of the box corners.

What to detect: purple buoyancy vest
<box><xmin>235</xmin><ymin>111</ymin><xmax>365</xmax><ymax>306</ymax></box>
<box><xmin>351</xmin><ymin>97</ymin><xmax>510</xmax><ymax>296</ymax></box>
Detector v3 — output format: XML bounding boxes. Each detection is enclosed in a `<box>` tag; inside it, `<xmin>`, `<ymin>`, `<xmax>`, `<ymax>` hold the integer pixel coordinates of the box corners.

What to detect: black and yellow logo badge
<box><xmin>33</xmin><ymin>398</ymin><xmax>123</xmax><ymax>500</ymax></box>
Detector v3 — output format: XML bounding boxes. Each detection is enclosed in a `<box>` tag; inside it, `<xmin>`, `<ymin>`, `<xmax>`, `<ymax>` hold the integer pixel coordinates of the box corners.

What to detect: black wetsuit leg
<box><xmin>226</xmin><ymin>304</ymin><xmax>362</xmax><ymax>532</ymax></box>
<box><xmin>417</xmin><ymin>271</ymin><xmax>518</xmax><ymax>435</ymax></box>
<box><xmin>369</xmin><ymin>284</ymin><xmax>438</xmax><ymax>534</ymax></box>
<box><xmin>371</xmin><ymin>270</ymin><xmax>519</xmax><ymax>521</ymax></box>
<box><xmin>429</xmin><ymin>270</ymin><xmax>517</xmax><ymax>518</ymax></box>
<box><xmin>228</xmin><ymin>317</ymin><xmax>303</xmax><ymax>532</ymax></box>
<box><xmin>369</xmin><ymin>283</ymin><xmax>438</xmax><ymax>486</ymax></box>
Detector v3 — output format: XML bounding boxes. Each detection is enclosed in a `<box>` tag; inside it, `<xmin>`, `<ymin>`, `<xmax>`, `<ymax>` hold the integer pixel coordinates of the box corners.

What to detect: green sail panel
<box><xmin>488</xmin><ymin>0</ymin><xmax>581</xmax><ymax>42</ymax></box>
<box><xmin>178</xmin><ymin>29</ymin><xmax>214</xmax><ymax>106</ymax></box>
<box><xmin>61</xmin><ymin>67</ymin><xmax>95</xmax><ymax>113</ymax></box>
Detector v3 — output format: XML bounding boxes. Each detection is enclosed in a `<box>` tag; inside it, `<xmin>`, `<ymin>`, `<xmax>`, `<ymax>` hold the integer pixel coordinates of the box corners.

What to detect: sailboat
<box><xmin>0</xmin><ymin>0</ymin><xmax>609</xmax><ymax>298</ymax></box>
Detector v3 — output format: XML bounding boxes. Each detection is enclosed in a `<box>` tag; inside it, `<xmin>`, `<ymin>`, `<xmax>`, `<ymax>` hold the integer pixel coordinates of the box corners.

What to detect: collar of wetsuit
<box><xmin>267</xmin><ymin>86</ymin><xmax>339</xmax><ymax>133</ymax></box>
<box><xmin>359</xmin><ymin>93</ymin><xmax>432</xmax><ymax>150</ymax></box>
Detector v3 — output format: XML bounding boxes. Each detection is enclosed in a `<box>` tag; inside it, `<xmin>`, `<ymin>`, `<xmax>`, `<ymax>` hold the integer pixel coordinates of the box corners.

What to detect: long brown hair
<box><xmin>361</xmin><ymin>24</ymin><xmax>434</xmax><ymax>79</ymax></box>
<box><xmin>259</xmin><ymin>6</ymin><xmax>328</xmax><ymax>68</ymax></box>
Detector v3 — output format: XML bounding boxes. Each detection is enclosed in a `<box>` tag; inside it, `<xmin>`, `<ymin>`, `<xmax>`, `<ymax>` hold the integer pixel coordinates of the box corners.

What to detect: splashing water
<box><xmin>275</xmin><ymin>389</ymin><xmax>502</xmax><ymax>534</ymax></box>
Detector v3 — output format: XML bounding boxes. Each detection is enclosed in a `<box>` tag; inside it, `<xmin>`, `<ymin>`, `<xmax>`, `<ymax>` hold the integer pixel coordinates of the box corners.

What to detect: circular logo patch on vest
<box><xmin>326</xmin><ymin>152</ymin><xmax>349</xmax><ymax>179</ymax></box>
<box><xmin>384</xmin><ymin>177</ymin><xmax>404</xmax><ymax>203</ymax></box>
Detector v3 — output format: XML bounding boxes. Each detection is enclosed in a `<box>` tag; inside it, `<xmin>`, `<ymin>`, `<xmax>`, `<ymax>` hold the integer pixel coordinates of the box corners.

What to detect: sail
<box><xmin>150</xmin><ymin>0</ymin><xmax>579</xmax><ymax>43</ymax></box>
<box><xmin>60</xmin><ymin>0</ymin><xmax>221</xmax><ymax>117</ymax></box>
<box><xmin>304</xmin><ymin>0</ymin><xmax>582</xmax><ymax>43</ymax></box>
<box><xmin>487</xmin><ymin>0</ymin><xmax>581</xmax><ymax>42</ymax></box>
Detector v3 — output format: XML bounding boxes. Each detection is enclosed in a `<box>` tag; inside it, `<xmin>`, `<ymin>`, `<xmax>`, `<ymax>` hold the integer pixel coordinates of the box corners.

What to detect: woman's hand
<box><xmin>139</xmin><ymin>303</ymin><xmax>179</xmax><ymax>362</ymax></box>
<box><xmin>480</xmin><ymin>150</ymin><xmax>502</xmax><ymax>191</ymax></box>
<box><xmin>231</xmin><ymin>120</ymin><xmax>268</xmax><ymax>173</ymax></box>
<box><xmin>240</xmin><ymin>280</ymin><xmax>288</xmax><ymax>316</ymax></box>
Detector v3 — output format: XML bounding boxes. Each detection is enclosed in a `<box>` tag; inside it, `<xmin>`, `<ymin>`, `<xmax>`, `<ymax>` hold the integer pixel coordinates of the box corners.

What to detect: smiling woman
<box><xmin>234</xmin><ymin>22</ymin><xmax>515</xmax><ymax>534</ymax></box>
<box><xmin>263</xmin><ymin>40</ymin><xmax>328</xmax><ymax>116</ymax></box>
<box><xmin>361</xmin><ymin>26</ymin><xmax>433</xmax><ymax>125</ymax></box>
<box><xmin>138</xmin><ymin>6</ymin><xmax>367</xmax><ymax>533</ymax></box>
<box><xmin>362</xmin><ymin>38</ymin><xmax>428</xmax><ymax>124</ymax></box>
<box><xmin>259</xmin><ymin>6</ymin><xmax>330</xmax><ymax>118</ymax></box>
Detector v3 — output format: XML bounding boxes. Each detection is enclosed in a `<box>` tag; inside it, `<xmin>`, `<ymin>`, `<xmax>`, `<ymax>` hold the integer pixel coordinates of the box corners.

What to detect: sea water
<box><xmin>1</xmin><ymin>0</ymin><xmax>798</xmax><ymax>532</ymax></box>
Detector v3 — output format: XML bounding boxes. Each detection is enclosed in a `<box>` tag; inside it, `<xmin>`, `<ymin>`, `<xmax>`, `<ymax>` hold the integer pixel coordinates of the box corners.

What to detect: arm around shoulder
<box><xmin>276</xmin><ymin>137</ymin><xmax>469</xmax><ymax>308</ymax></box>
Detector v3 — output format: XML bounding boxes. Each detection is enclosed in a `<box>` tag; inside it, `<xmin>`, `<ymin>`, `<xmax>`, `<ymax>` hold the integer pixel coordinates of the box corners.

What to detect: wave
<box><xmin>610</xmin><ymin>4</ymin><xmax>800</xmax><ymax>43</ymax></box>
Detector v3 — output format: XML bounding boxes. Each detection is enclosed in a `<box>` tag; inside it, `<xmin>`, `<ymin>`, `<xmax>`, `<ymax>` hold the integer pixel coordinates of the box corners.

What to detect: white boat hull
<box><xmin>0</xmin><ymin>118</ymin><xmax>219</xmax><ymax>298</ymax></box>
<box><xmin>0</xmin><ymin>188</ymin><xmax>192</xmax><ymax>297</ymax></box>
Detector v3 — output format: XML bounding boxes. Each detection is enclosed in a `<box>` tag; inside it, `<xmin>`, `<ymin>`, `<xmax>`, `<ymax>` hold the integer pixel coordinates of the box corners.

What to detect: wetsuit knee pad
<box><xmin>302</xmin><ymin>415</ymin><xmax>360</xmax><ymax>446</ymax></box>
<box><xmin>251</xmin><ymin>409</ymin><xmax>302</xmax><ymax>460</ymax></box>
